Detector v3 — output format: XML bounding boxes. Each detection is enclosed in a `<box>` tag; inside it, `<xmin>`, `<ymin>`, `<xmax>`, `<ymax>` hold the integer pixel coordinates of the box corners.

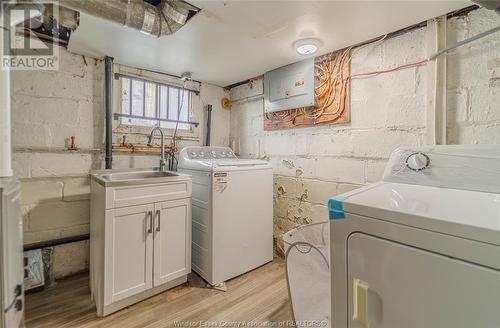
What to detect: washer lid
<box><xmin>214</xmin><ymin>159</ymin><xmax>270</xmax><ymax>167</ymax></box>
<box><xmin>332</xmin><ymin>182</ymin><xmax>500</xmax><ymax>246</ymax></box>
<box><xmin>178</xmin><ymin>158</ymin><xmax>271</xmax><ymax>171</ymax></box>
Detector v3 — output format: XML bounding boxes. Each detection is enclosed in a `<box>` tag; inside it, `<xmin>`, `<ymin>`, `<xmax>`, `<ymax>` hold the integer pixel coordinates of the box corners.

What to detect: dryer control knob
<box><xmin>406</xmin><ymin>152</ymin><xmax>430</xmax><ymax>171</ymax></box>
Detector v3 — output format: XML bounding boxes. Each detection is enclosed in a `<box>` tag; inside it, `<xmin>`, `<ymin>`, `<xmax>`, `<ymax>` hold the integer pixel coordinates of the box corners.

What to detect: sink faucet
<box><xmin>147</xmin><ymin>126</ymin><xmax>166</xmax><ymax>171</ymax></box>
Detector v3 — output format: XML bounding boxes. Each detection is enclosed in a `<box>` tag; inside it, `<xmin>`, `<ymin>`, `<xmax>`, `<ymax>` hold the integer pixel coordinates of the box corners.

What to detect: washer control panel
<box><xmin>186</xmin><ymin>147</ymin><xmax>236</xmax><ymax>160</ymax></box>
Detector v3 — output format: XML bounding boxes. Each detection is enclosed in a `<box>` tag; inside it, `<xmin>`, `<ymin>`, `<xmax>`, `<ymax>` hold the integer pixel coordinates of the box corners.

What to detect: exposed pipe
<box><xmin>204</xmin><ymin>104</ymin><xmax>212</xmax><ymax>146</ymax></box>
<box><xmin>24</xmin><ymin>234</ymin><xmax>90</xmax><ymax>252</ymax></box>
<box><xmin>230</xmin><ymin>94</ymin><xmax>264</xmax><ymax>106</ymax></box>
<box><xmin>429</xmin><ymin>24</ymin><xmax>500</xmax><ymax>61</ymax></box>
<box><xmin>105</xmin><ymin>56</ymin><xmax>113</xmax><ymax>169</ymax></box>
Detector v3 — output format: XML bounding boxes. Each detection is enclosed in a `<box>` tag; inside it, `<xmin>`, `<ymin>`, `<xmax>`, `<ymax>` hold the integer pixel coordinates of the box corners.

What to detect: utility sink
<box><xmin>91</xmin><ymin>168</ymin><xmax>190</xmax><ymax>187</ymax></box>
<box><xmin>102</xmin><ymin>171</ymin><xmax>178</xmax><ymax>181</ymax></box>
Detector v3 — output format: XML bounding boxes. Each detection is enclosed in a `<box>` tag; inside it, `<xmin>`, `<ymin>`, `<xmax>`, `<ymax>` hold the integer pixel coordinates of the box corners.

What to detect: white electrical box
<box><xmin>264</xmin><ymin>58</ymin><xmax>315</xmax><ymax>113</ymax></box>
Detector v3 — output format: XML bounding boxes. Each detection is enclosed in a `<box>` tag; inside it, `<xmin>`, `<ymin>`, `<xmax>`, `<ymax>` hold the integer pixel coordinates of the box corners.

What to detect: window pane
<box><xmin>129</xmin><ymin>80</ymin><xmax>156</xmax><ymax>127</ymax></box>
<box><xmin>120</xmin><ymin>78</ymin><xmax>131</xmax><ymax>124</ymax></box>
<box><xmin>159</xmin><ymin>85</ymin><xmax>169</xmax><ymax>126</ymax></box>
<box><xmin>179</xmin><ymin>90</ymin><xmax>189</xmax><ymax>121</ymax></box>
<box><xmin>168</xmin><ymin>88</ymin><xmax>180</xmax><ymax>121</ymax></box>
<box><xmin>130</xmin><ymin>79</ymin><xmax>143</xmax><ymax>115</ymax></box>
<box><xmin>144</xmin><ymin>82</ymin><xmax>157</xmax><ymax>123</ymax></box>
<box><xmin>159</xmin><ymin>87</ymin><xmax>178</xmax><ymax>129</ymax></box>
<box><xmin>178</xmin><ymin>90</ymin><xmax>190</xmax><ymax>130</ymax></box>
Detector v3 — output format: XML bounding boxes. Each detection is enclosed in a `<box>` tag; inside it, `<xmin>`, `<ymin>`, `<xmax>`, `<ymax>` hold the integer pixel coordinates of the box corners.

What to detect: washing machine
<box><xmin>178</xmin><ymin>146</ymin><xmax>273</xmax><ymax>286</ymax></box>
<box><xmin>329</xmin><ymin>145</ymin><xmax>500</xmax><ymax>328</ymax></box>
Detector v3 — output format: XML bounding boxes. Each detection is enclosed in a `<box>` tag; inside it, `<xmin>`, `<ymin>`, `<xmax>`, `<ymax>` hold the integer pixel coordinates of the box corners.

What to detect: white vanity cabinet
<box><xmin>90</xmin><ymin>172</ymin><xmax>192</xmax><ymax>317</ymax></box>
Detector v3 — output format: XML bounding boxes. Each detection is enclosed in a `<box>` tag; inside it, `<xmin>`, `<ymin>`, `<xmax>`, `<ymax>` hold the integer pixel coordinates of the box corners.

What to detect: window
<box><xmin>120</xmin><ymin>76</ymin><xmax>192</xmax><ymax>130</ymax></box>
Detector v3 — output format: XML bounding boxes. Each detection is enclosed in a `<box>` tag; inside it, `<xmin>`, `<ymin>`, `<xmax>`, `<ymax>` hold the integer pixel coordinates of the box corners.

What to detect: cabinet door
<box><xmin>105</xmin><ymin>204</ymin><xmax>154</xmax><ymax>304</ymax></box>
<box><xmin>153</xmin><ymin>198</ymin><xmax>191</xmax><ymax>286</ymax></box>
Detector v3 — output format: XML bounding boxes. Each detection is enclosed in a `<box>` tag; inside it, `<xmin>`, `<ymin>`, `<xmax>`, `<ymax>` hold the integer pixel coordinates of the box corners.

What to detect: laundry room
<box><xmin>0</xmin><ymin>1</ymin><xmax>499</xmax><ymax>328</ymax></box>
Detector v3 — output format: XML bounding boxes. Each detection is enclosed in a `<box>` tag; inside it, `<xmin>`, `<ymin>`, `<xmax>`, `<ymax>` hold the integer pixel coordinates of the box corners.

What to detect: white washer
<box><xmin>329</xmin><ymin>145</ymin><xmax>500</xmax><ymax>328</ymax></box>
<box><xmin>178</xmin><ymin>146</ymin><xmax>273</xmax><ymax>286</ymax></box>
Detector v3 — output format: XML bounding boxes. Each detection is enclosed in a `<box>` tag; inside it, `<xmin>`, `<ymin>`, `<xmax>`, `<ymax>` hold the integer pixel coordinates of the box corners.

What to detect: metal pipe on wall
<box><xmin>230</xmin><ymin>94</ymin><xmax>264</xmax><ymax>106</ymax></box>
<box><xmin>204</xmin><ymin>104</ymin><xmax>212</xmax><ymax>146</ymax></box>
<box><xmin>105</xmin><ymin>56</ymin><xmax>114</xmax><ymax>169</ymax></box>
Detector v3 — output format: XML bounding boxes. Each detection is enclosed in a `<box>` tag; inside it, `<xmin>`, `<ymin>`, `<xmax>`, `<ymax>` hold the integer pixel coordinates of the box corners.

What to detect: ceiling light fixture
<box><xmin>294</xmin><ymin>38</ymin><xmax>321</xmax><ymax>56</ymax></box>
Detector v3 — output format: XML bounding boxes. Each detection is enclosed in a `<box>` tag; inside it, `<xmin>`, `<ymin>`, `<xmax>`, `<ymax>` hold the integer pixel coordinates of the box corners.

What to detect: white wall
<box><xmin>11</xmin><ymin>44</ymin><xmax>230</xmax><ymax>277</ymax></box>
<box><xmin>446</xmin><ymin>9</ymin><xmax>500</xmax><ymax>144</ymax></box>
<box><xmin>229</xmin><ymin>8</ymin><xmax>500</xmax><ymax>256</ymax></box>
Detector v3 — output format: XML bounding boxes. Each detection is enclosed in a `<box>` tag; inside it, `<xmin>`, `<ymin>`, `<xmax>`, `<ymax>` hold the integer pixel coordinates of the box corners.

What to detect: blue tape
<box><xmin>328</xmin><ymin>197</ymin><xmax>345</xmax><ymax>220</ymax></box>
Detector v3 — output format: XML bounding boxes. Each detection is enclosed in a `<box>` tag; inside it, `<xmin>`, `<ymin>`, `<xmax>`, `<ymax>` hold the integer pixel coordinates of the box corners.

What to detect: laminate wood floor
<box><xmin>25</xmin><ymin>260</ymin><xmax>292</xmax><ymax>328</ymax></box>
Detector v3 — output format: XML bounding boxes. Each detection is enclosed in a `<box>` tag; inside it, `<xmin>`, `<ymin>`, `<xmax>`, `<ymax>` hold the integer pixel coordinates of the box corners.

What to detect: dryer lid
<box><xmin>334</xmin><ymin>181</ymin><xmax>500</xmax><ymax>246</ymax></box>
<box><xmin>383</xmin><ymin>145</ymin><xmax>500</xmax><ymax>194</ymax></box>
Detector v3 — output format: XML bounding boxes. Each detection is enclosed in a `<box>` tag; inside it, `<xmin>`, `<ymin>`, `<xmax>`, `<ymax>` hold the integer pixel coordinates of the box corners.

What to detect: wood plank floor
<box><xmin>25</xmin><ymin>260</ymin><xmax>292</xmax><ymax>328</ymax></box>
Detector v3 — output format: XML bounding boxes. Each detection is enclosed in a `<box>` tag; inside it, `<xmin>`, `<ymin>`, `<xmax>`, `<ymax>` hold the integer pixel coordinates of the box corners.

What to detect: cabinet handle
<box><xmin>155</xmin><ymin>210</ymin><xmax>161</xmax><ymax>232</ymax></box>
<box><xmin>147</xmin><ymin>211</ymin><xmax>153</xmax><ymax>234</ymax></box>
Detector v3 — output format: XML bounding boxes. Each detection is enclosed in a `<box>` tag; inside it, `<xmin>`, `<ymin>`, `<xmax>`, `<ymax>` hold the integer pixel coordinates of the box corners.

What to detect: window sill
<box><xmin>112</xmin><ymin>143</ymin><xmax>174</xmax><ymax>155</ymax></box>
<box><xmin>113</xmin><ymin>124</ymin><xmax>195</xmax><ymax>137</ymax></box>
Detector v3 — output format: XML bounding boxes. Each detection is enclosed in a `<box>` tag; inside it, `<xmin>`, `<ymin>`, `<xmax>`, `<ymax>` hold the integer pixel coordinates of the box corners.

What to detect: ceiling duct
<box><xmin>56</xmin><ymin>0</ymin><xmax>200</xmax><ymax>37</ymax></box>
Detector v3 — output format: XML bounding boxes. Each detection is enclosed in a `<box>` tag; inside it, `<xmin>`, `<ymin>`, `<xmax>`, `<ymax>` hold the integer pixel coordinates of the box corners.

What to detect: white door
<box><xmin>348</xmin><ymin>233</ymin><xmax>500</xmax><ymax>328</ymax></box>
<box><xmin>105</xmin><ymin>204</ymin><xmax>154</xmax><ymax>304</ymax></box>
<box><xmin>153</xmin><ymin>198</ymin><xmax>191</xmax><ymax>286</ymax></box>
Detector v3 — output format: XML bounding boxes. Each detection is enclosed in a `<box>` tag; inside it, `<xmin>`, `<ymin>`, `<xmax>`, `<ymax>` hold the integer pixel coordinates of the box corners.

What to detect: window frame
<box><xmin>118</xmin><ymin>74</ymin><xmax>194</xmax><ymax>132</ymax></box>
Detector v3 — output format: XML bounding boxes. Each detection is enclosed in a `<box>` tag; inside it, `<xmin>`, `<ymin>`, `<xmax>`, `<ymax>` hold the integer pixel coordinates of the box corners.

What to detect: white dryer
<box><xmin>329</xmin><ymin>145</ymin><xmax>500</xmax><ymax>328</ymax></box>
<box><xmin>178</xmin><ymin>146</ymin><xmax>273</xmax><ymax>286</ymax></box>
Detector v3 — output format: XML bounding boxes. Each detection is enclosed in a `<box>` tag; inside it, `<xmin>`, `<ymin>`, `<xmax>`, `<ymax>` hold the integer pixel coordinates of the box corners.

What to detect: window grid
<box><xmin>120</xmin><ymin>76</ymin><xmax>192</xmax><ymax>130</ymax></box>
<box><xmin>128</xmin><ymin>78</ymin><xmax>132</xmax><ymax>116</ymax></box>
<box><xmin>142</xmin><ymin>81</ymin><xmax>146</xmax><ymax>117</ymax></box>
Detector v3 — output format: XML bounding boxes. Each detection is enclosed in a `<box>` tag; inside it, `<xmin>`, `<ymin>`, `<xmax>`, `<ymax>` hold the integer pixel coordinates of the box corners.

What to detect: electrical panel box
<box><xmin>264</xmin><ymin>58</ymin><xmax>315</xmax><ymax>113</ymax></box>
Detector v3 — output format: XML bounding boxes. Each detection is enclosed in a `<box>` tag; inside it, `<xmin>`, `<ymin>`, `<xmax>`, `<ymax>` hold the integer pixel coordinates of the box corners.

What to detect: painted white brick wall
<box><xmin>446</xmin><ymin>9</ymin><xmax>500</xmax><ymax>144</ymax></box>
<box><xmin>229</xmin><ymin>9</ymin><xmax>500</xmax><ymax>256</ymax></box>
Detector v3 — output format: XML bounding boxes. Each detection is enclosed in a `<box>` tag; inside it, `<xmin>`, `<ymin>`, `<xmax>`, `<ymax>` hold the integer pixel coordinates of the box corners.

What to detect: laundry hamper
<box><xmin>283</xmin><ymin>222</ymin><xmax>330</xmax><ymax>327</ymax></box>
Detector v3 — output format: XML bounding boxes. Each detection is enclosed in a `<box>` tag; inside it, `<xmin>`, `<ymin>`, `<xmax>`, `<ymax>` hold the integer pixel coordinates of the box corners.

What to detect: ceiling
<box><xmin>68</xmin><ymin>1</ymin><xmax>470</xmax><ymax>87</ymax></box>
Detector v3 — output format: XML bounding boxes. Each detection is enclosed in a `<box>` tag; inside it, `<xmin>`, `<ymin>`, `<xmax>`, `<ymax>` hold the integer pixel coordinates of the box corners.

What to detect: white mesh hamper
<box><xmin>283</xmin><ymin>222</ymin><xmax>330</xmax><ymax>327</ymax></box>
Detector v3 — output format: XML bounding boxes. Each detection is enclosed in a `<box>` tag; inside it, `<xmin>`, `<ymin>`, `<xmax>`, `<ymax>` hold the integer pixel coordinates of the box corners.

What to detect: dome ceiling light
<box><xmin>294</xmin><ymin>38</ymin><xmax>322</xmax><ymax>56</ymax></box>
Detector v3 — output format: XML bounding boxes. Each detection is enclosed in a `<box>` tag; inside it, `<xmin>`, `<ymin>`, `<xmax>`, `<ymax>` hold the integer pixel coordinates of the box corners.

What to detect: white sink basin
<box><xmin>91</xmin><ymin>168</ymin><xmax>189</xmax><ymax>187</ymax></box>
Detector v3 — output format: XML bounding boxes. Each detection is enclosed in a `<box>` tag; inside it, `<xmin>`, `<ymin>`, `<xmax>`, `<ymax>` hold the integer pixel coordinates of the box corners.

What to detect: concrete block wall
<box><xmin>446</xmin><ymin>9</ymin><xmax>500</xmax><ymax>144</ymax></box>
<box><xmin>11</xmin><ymin>44</ymin><xmax>231</xmax><ymax>278</ymax></box>
<box><xmin>11</xmin><ymin>48</ymin><xmax>102</xmax><ymax>278</ymax></box>
<box><xmin>12</xmin><ymin>49</ymin><xmax>103</xmax><ymax>248</ymax></box>
<box><xmin>229</xmin><ymin>8</ymin><xmax>500</xmax><ymax>257</ymax></box>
